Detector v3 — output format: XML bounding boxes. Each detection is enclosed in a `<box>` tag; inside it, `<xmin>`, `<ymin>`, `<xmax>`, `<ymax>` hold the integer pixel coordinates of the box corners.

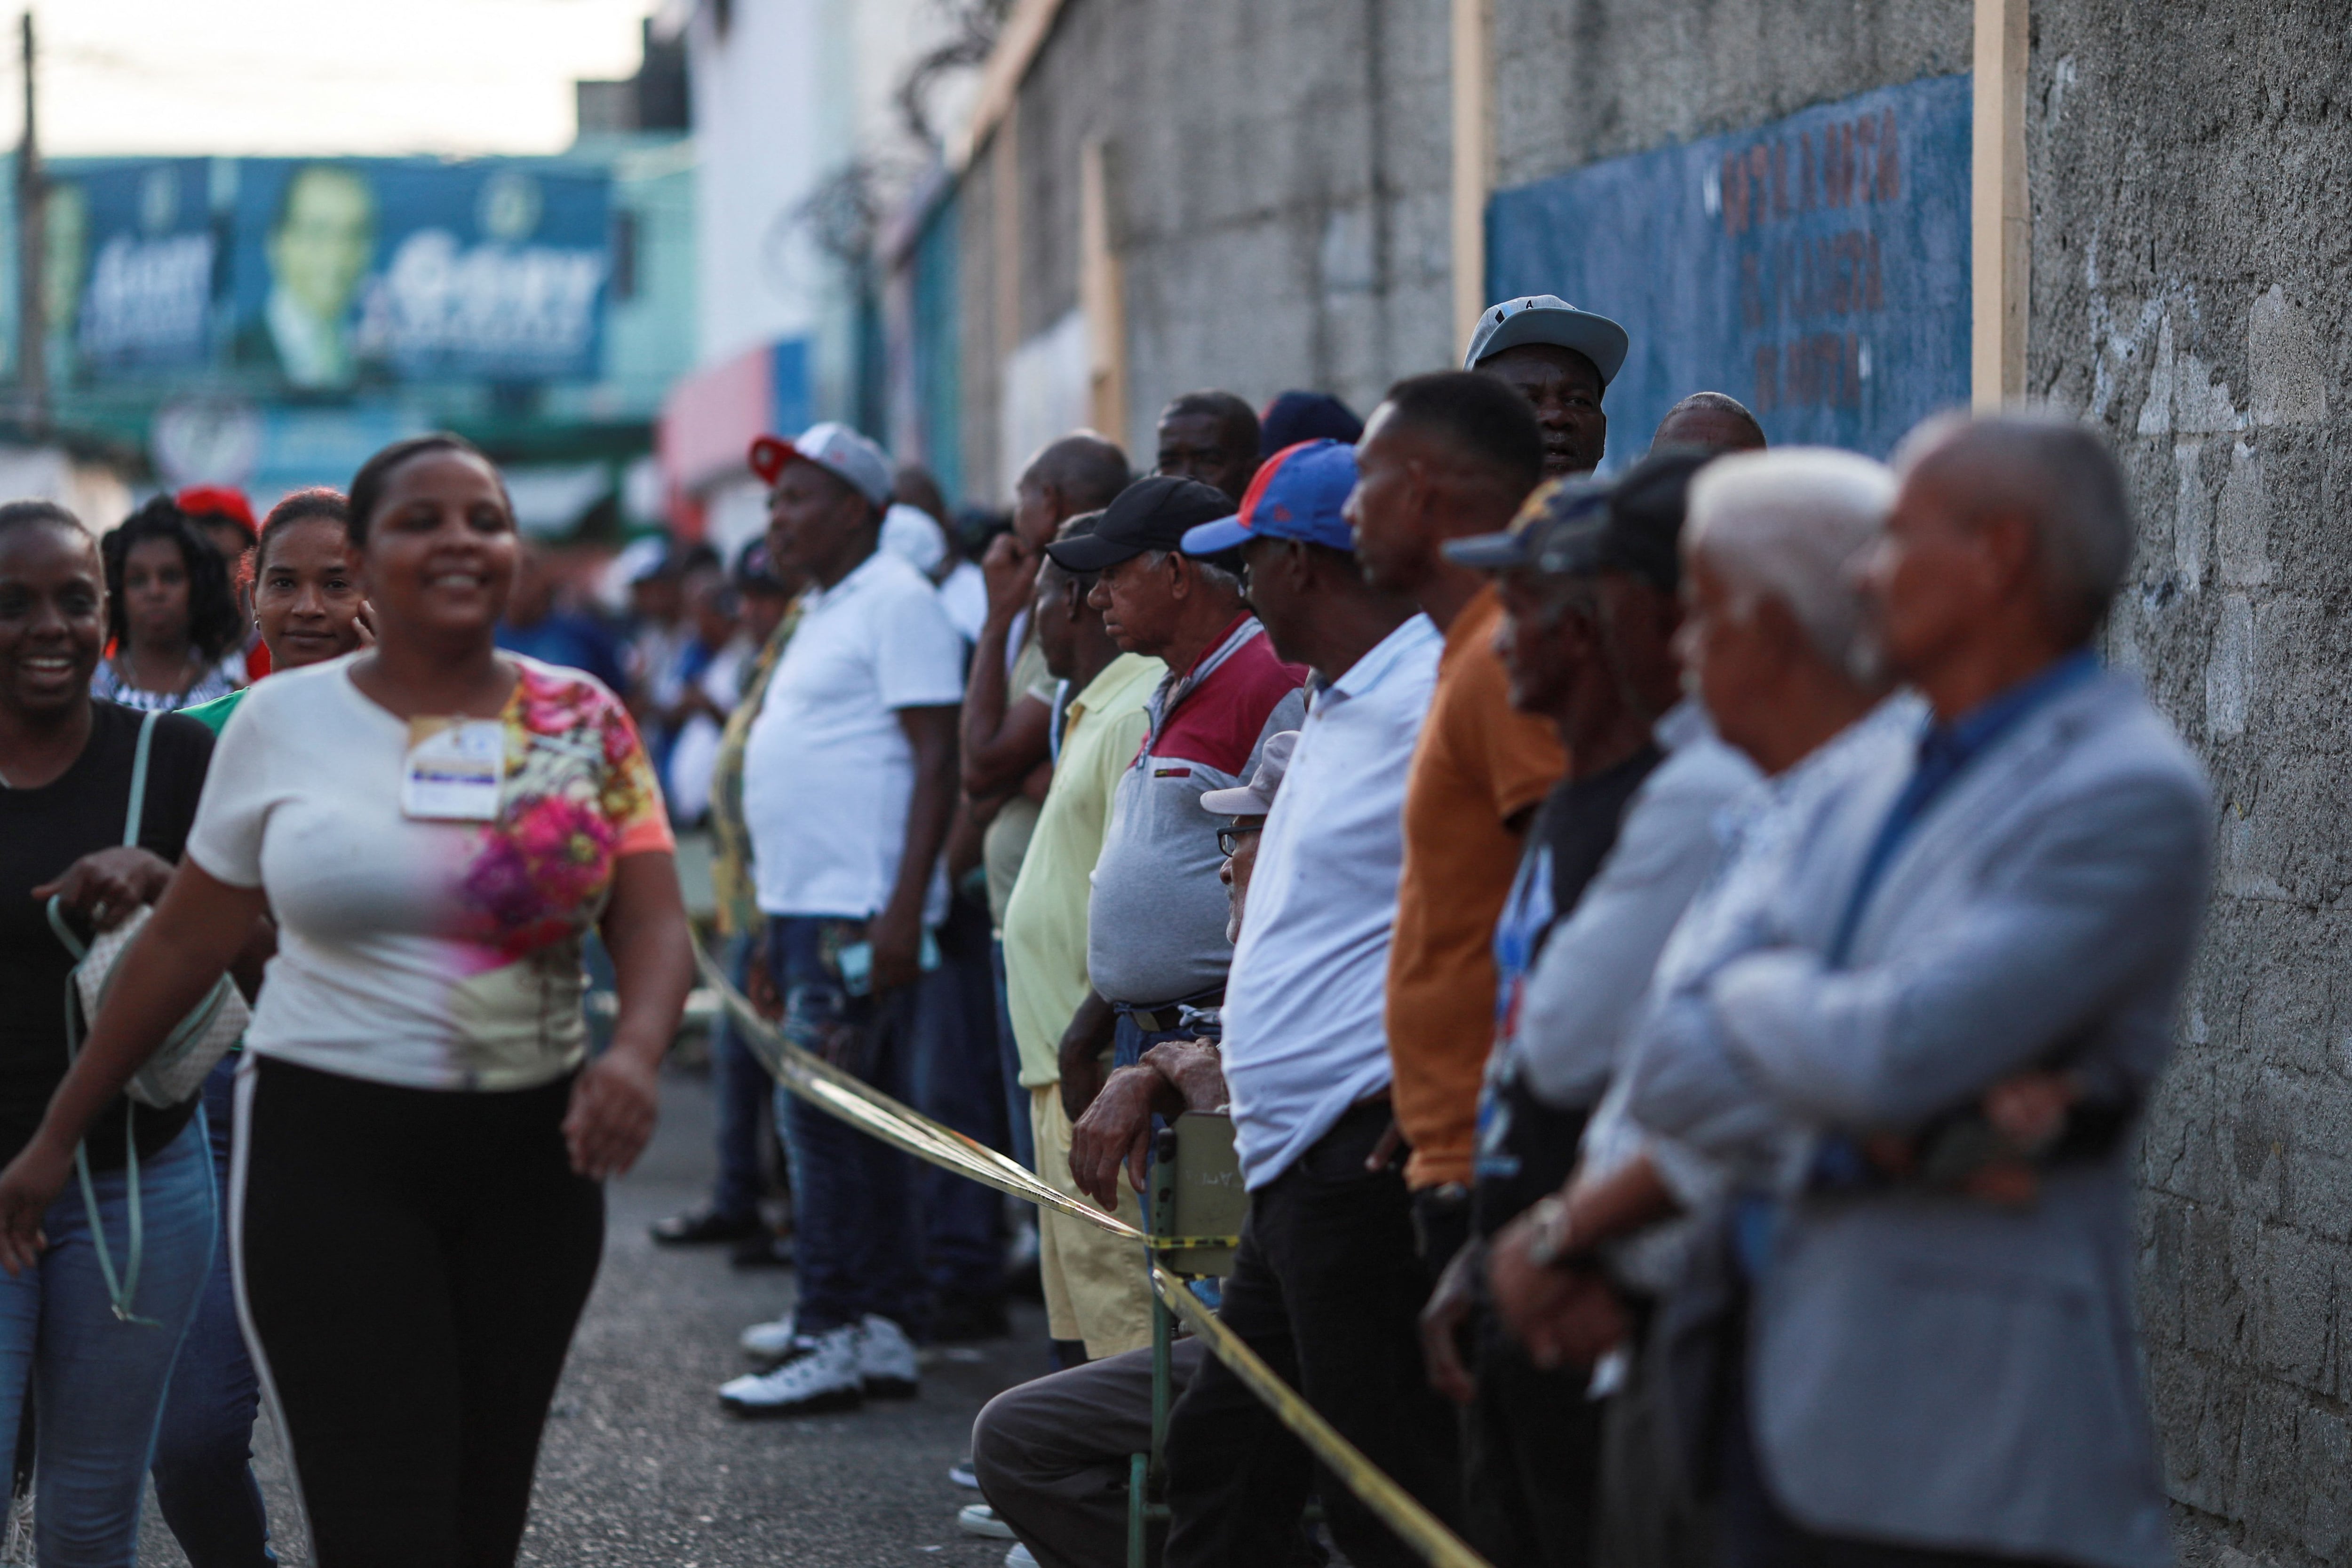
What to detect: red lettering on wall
<box><xmin>1725</xmin><ymin>111</ymin><xmax>1905</xmax><ymax>230</ymax></box>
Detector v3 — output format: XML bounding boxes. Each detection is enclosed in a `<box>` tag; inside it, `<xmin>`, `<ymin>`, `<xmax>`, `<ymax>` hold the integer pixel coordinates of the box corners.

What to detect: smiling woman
<box><xmin>179</xmin><ymin>489</ymin><xmax>372</xmax><ymax>740</ymax></box>
<box><xmin>0</xmin><ymin>434</ymin><xmax>696</xmax><ymax>1568</ymax></box>
<box><xmin>0</xmin><ymin>499</ymin><xmax>223</xmax><ymax>1564</ymax></box>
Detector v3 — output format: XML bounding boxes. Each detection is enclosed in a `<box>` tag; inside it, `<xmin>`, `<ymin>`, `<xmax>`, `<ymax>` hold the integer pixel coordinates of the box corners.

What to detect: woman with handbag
<box><xmin>0</xmin><ymin>499</ymin><xmax>223</xmax><ymax>1566</ymax></box>
<box><xmin>145</xmin><ymin>486</ymin><xmax>371</xmax><ymax>1568</ymax></box>
<box><xmin>0</xmin><ymin>433</ymin><xmax>695</xmax><ymax>1568</ymax></box>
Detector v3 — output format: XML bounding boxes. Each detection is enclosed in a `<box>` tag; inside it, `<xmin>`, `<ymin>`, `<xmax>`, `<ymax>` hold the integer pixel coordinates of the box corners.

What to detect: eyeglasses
<box><xmin>1217</xmin><ymin>825</ymin><xmax>1263</xmax><ymax>857</ymax></box>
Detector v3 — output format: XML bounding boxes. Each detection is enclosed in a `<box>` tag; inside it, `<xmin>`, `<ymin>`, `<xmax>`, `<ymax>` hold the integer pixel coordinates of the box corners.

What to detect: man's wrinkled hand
<box><xmin>1139</xmin><ymin>1039</ymin><xmax>1226</xmax><ymax>1112</ymax></box>
<box><xmin>1068</xmin><ymin>1066</ymin><xmax>1161</xmax><ymax>1210</ymax></box>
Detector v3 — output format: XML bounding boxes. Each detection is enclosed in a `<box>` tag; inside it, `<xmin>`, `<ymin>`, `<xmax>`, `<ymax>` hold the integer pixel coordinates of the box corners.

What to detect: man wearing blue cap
<box><xmin>1465</xmin><ymin>294</ymin><xmax>1630</xmax><ymax>480</ymax></box>
<box><xmin>1136</xmin><ymin>440</ymin><xmax>1462</xmax><ymax>1568</ymax></box>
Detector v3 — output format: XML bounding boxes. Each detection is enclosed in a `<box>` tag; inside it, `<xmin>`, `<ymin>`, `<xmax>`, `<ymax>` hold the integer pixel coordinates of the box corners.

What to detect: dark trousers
<box><xmin>1163</xmin><ymin>1103</ymin><xmax>1461</xmax><ymax>1568</ymax></box>
<box><xmin>989</xmin><ymin>938</ymin><xmax>1038</xmax><ymax>1172</ymax></box>
<box><xmin>152</xmin><ymin>1058</ymin><xmax>275</xmax><ymax>1568</ymax></box>
<box><xmin>707</xmin><ymin>931</ymin><xmax>776</xmax><ymax>1222</ymax></box>
<box><xmin>973</xmin><ymin>1338</ymin><xmax>1206</xmax><ymax>1568</ymax></box>
<box><xmin>236</xmin><ymin>1058</ymin><xmax>604</xmax><ymax>1568</ymax></box>
<box><xmin>1463</xmin><ymin>1306</ymin><xmax>1603</xmax><ymax>1568</ymax></box>
<box><xmin>913</xmin><ymin>894</ymin><xmax>1009</xmax><ymax>1307</ymax></box>
<box><xmin>770</xmin><ymin>915</ymin><xmax>927</xmax><ymax>1335</ymax></box>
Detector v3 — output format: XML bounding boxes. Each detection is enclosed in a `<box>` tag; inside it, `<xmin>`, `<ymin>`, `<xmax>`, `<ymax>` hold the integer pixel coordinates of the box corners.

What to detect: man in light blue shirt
<box><xmin>1075</xmin><ymin>439</ymin><xmax>1462</xmax><ymax>1568</ymax></box>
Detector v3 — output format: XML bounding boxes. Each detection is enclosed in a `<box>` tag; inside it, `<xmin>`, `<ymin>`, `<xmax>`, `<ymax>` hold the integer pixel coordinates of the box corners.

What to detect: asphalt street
<box><xmin>136</xmin><ymin>1063</ymin><xmax>1052</xmax><ymax>1567</ymax></box>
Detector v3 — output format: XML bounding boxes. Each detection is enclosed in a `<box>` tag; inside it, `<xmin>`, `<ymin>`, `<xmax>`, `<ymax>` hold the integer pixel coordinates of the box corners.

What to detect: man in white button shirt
<box><xmin>719</xmin><ymin>422</ymin><xmax>968</xmax><ymax>1418</ymax></box>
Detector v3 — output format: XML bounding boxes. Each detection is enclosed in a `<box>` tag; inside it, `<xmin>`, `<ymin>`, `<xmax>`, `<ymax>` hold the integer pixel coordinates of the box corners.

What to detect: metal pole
<box><xmin>15</xmin><ymin>10</ymin><xmax>44</xmax><ymax>430</ymax></box>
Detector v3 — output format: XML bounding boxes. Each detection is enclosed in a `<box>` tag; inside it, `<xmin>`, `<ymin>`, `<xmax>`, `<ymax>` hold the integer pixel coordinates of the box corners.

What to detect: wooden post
<box><xmin>1079</xmin><ymin>135</ymin><xmax>1126</xmax><ymax>444</ymax></box>
<box><xmin>1971</xmin><ymin>0</ymin><xmax>2027</xmax><ymax>408</ymax></box>
<box><xmin>1450</xmin><ymin>0</ymin><xmax>1491</xmax><ymax>359</ymax></box>
<box><xmin>16</xmin><ymin>10</ymin><xmax>44</xmax><ymax>428</ymax></box>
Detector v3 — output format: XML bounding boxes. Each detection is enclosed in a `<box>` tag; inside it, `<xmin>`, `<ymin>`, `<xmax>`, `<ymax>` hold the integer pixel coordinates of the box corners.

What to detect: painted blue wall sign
<box><xmin>1486</xmin><ymin>73</ymin><xmax>1971</xmax><ymax>460</ymax></box>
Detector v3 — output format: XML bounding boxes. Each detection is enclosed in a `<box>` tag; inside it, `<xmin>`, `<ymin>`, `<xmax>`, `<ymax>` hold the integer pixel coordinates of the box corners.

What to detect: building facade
<box><xmin>893</xmin><ymin>2</ymin><xmax>2352</xmax><ymax>1562</ymax></box>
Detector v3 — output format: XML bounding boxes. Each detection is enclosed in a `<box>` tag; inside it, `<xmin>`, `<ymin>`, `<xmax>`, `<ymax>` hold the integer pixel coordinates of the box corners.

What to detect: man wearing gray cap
<box><xmin>723</xmin><ymin>421</ymin><xmax>968</xmax><ymax>1418</ymax></box>
<box><xmin>1464</xmin><ymin>294</ymin><xmax>1630</xmax><ymax>480</ymax></box>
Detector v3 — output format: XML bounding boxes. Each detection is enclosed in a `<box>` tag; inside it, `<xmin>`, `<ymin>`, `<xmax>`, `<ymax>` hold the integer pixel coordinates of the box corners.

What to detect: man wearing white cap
<box><xmin>1464</xmin><ymin>293</ymin><xmax>1630</xmax><ymax>480</ymax></box>
<box><xmin>722</xmin><ymin>422</ymin><xmax>969</xmax><ymax>1418</ymax></box>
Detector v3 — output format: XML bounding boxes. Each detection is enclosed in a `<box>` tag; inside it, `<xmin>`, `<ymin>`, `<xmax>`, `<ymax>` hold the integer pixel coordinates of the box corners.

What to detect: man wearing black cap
<box><xmin>1418</xmin><ymin>452</ymin><xmax>1757</xmax><ymax>1568</ymax></box>
<box><xmin>1042</xmin><ymin>476</ymin><xmax>1308</xmax><ymax>1121</ymax></box>
<box><xmin>1464</xmin><ymin>294</ymin><xmax>1631</xmax><ymax>480</ymax></box>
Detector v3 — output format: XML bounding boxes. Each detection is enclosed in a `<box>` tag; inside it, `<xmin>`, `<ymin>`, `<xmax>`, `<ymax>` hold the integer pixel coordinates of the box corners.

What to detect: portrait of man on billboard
<box><xmin>246</xmin><ymin>162</ymin><xmax>378</xmax><ymax>389</ymax></box>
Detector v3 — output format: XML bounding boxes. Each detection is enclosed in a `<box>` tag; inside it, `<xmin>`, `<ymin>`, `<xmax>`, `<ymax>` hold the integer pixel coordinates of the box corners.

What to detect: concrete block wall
<box><xmin>1492</xmin><ymin>0</ymin><xmax>1967</xmax><ymax>189</ymax></box>
<box><xmin>2032</xmin><ymin>3</ymin><xmax>2352</xmax><ymax>1560</ymax></box>
<box><xmin>946</xmin><ymin>3</ymin><xmax>2352</xmax><ymax>1551</ymax></box>
<box><xmin>963</xmin><ymin>0</ymin><xmax>1454</xmax><ymax>493</ymax></box>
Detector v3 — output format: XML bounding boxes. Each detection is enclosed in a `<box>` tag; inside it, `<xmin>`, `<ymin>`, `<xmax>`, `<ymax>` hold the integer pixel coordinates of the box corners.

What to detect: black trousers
<box><xmin>1464</xmin><ymin>1304</ymin><xmax>1604</xmax><ymax>1568</ymax></box>
<box><xmin>1162</xmin><ymin>1102</ymin><xmax>1462</xmax><ymax>1568</ymax></box>
<box><xmin>235</xmin><ymin>1057</ymin><xmax>604</xmax><ymax>1568</ymax></box>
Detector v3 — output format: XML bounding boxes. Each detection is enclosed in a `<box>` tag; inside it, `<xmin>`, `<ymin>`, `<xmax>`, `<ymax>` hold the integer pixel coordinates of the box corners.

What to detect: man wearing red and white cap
<box><xmin>722</xmin><ymin>422</ymin><xmax>968</xmax><ymax>1418</ymax></box>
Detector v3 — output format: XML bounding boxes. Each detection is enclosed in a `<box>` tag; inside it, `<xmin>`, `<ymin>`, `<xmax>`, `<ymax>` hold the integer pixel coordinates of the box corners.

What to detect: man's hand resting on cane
<box><xmin>1066</xmin><ymin>1039</ymin><xmax>1226</xmax><ymax>1210</ymax></box>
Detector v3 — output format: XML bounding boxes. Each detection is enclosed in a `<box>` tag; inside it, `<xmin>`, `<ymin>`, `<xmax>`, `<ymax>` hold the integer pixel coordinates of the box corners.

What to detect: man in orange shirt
<box><xmin>1347</xmin><ymin>368</ymin><xmax>1574</xmax><ymax>1271</ymax></box>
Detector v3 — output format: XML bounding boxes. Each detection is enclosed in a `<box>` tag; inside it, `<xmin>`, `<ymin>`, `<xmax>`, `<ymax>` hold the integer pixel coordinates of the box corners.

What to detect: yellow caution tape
<box><xmin>695</xmin><ymin>944</ymin><xmax>1493</xmax><ymax>1568</ymax></box>
<box><xmin>696</xmin><ymin>944</ymin><xmax>1142</xmax><ymax>1238</ymax></box>
<box><xmin>1150</xmin><ymin>1263</ymin><xmax>1492</xmax><ymax>1568</ymax></box>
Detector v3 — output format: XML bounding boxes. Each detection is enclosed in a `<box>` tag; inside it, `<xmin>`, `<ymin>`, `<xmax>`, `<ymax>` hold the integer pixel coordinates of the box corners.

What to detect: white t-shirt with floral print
<box><xmin>188</xmin><ymin>654</ymin><xmax>673</xmax><ymax>1091</ymax></box>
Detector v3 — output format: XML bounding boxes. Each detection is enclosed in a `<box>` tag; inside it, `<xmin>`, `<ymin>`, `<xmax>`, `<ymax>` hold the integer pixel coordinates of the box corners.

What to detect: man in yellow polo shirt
<box><xmin>1002</xmin><ymin>518</ymin><xmax>1164</xmax><ymax>1362</ymax></box>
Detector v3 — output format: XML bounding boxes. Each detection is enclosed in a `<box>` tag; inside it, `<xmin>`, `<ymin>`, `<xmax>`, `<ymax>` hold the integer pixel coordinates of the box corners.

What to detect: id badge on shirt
<box><xmin>400</xmin><ymin>718</ymin><xmax>506</xmax><ymax>821</ymax></box>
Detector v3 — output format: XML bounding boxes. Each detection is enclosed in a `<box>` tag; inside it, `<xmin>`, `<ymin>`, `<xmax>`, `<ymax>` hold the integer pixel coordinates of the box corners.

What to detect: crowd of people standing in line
<box><xmin>0</xmin><ymin>282</ymin><xmax>2207</xmax><ymax>1568</ymax></box>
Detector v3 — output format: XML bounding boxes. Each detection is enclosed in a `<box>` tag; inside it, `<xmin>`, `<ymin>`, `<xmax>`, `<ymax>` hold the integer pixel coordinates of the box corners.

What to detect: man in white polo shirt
<box><xmin>719</xmin><ymin>422</ymin><xmax>968</xmax><ymax>1418</ymax></box>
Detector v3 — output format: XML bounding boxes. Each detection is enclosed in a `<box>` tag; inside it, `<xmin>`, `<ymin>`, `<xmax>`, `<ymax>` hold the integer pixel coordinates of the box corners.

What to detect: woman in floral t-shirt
<box><xmin>0</xmin><ymin>434</ymin><xmax>694</xmax><ymax>1568</ymax></box>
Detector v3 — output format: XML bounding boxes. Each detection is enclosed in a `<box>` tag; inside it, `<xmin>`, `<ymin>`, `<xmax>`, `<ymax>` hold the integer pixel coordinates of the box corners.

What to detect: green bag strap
<box><xmin>57</xmin><ymin>955</ymin><xmax>155</xmax><ymax>1326</ymax></box>
<box><xmin>45</xmin><ymin>708</ymin><xmax>165</xmax><ymax>1327</ymax></box>
<box><xmin>122</xmin><ymin>709</ymin><xmax>158</xmax><ymax>851</ymax></box>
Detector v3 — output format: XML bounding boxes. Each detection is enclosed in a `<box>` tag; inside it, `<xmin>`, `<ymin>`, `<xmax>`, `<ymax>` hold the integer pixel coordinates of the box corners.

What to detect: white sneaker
<box><xmin>957</xmin><ymin>1503</ymin><xmax>1015</xmax><ymax>1540</ymax></box>
<box><xmin>739</xmin><ymin>1313</ymin><xmax>799</xmax><ymax>1364</ymax></box>
<box><xmin>1006</xmin><ymin>1545</ymin><xmax>1038</xmax><ymax>1568</ymax></box>
<box><xmin>718</xmin><ymin>1324</ymin><xmax>863</xmax><ymax>1417</ymax></box>
<box><xmin>858</xmin><ymin>1313</ymin><xmax>919</xmax><ymax>1399</ymax></box>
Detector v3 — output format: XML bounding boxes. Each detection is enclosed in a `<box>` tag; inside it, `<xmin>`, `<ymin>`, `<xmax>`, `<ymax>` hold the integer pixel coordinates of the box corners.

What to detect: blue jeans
<box><xmin>1111</xmin><ymin>1009</ymin><xmax>1208</xmax><ymax>1069</ymax></box>
<box><xmin>151</xmin><ymin>1061</ymin><xmax>273</xmax><ymax>1568</ymax></box>
<box><xmin>911</xmin><ymin>896</ymin><xmax>1007</xmax><ymax>1307</ymax></box>
<box><xmin>708</xmin><ymin>933</ymin><xmax>774</xmax><ymax>1223</ymax></box>
<box><xmin>987</xmin><ymin>939</ymin><xmax>1037</xmax><ymax>1173</ymax></box>
<box><xmin>0</xmin><ymin>1118</ymin><xmax>214</xmax><ymax>1568</ymax></box>
<box><xmin>770</xmin><ymin>917</ymin><xmax>926</xmax><ymax>1336</ymax></box>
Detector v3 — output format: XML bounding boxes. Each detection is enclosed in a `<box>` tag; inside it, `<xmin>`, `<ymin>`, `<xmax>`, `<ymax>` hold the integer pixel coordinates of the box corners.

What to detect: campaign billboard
<box><xmin>1485</xmin><ymin>73</ymin><xmax>1972</xmax><ymax>458</ymax></box>
<box><xmin>57</xmin><ymin>159</ymin><xmax>218</xmax><ymax>377</ymax></box>
<box><xmin>44</xmin><ymin>156</ymin><xmax>613</xmax><ymax>392</ymax></box>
